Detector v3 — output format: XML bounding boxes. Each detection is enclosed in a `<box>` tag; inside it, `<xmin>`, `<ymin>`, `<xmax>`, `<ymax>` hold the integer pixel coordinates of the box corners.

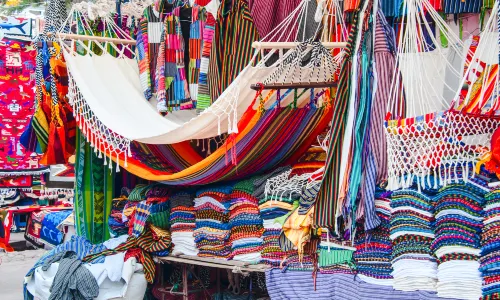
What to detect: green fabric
<box><xmin>75</xmin><ymin>129</ymin><xmax>115</xmax><ymax>244</ymax></box>
<box><xmin>318</xmin><ymin>247</ymin><xmax>355</xmax><ymax>268</ymax></box>
<box><xmin>149</xmin><ymin>211</ymin><xmax>170</xmax><ymax>230</ymax></box>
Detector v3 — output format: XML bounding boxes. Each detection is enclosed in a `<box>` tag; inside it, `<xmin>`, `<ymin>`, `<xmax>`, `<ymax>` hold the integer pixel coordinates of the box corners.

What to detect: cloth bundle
<box><xmin>390</xmin><ymin>189</ymin><xmax>438</xmax><ymax>291</ymax></box>
<box><xmin>481</xmin><ymin>189</ymin><xmax>500</xmax><ymax>300</ymax></box>
<box><xmin>228</xmin><ymin>179</ymin><xmax>264</xmax><ymax>262</ymax></box>
<box><xmin>169</xmin><ymin>192</ymin><xmax>198</xmax><ymax>256</ymax></box>
<box><xmin>354</xmin><ymin>196</ymin><xmax>393</xmax><ymax>284</ymax></box>
<box><xmin>194</xmin><ymin>185</ymin><xmax>232</xmax><ymax>259</ymax></box>
<box><xmin>431</xmin><ymin>184</ymin><xmax>484</xmax><ymax>300</ymax></box>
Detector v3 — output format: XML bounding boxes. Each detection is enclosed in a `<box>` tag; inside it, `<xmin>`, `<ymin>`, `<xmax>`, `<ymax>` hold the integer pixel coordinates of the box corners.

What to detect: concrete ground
<box><xmin>0</xmin><ymin>232</ymin><xmax>46</xmax><ymax>300</ymax></box>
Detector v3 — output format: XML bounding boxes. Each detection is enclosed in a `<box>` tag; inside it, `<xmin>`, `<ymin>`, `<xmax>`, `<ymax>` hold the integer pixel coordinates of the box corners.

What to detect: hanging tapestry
<box><xmin>0</xmin><ymin>16</ymin><xmax>35</xmax><ymax>38</ymax></box>
<box><xmin>0</xmin><ymin>39</ymin><xmax>44</xmax><ymax>174</ymax></box>
<box><xmin>74</xmin><ymin>129</ymin><xmax>114</xmax><ymax>244</ymax></box>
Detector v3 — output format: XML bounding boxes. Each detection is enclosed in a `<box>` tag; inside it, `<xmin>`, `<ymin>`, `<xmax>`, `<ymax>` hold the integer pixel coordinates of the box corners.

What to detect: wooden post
<box><xmin>182</xmin><ymin>264</ymin><xmax>188</xmax><ymax>300</ymax></box>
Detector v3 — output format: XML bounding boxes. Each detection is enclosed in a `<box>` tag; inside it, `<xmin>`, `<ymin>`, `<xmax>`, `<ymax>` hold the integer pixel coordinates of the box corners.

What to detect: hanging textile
<box><xmin>0</xmin><ymin>38</ymin><xmax>46</xmax><ymax>174</ymax></box>
<box><xmin>208</xmin><ymin>0</ymin><xmax>259</xmax><ymax>104</ymax></box>
<box><xmin>315</xmin><ymin>7</ymin><xmax>362</xmax><ymax>230</ymax></box>
<box><xmin>74</xmin><ymin>129</ymin><xmax>115</xmax><ymax>244</ymax></box>
<box><xmin>155</xmin><ymin>6</ymin><xmax>215</xmax><ymax>111</ymax></box>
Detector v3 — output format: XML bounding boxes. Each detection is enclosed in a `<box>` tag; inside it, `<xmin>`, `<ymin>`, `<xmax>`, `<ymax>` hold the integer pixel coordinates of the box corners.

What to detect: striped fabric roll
<box><xmin>208</xmin><ymin>0</ymin><xmax>259</xmax><ymax>104</ymax></box>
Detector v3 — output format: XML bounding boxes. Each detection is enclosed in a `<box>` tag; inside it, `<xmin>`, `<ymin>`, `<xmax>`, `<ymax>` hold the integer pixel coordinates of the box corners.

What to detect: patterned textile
<box><xmin>124</xmin><ymin>104</ymin><xmax>332</xmax><ymax>184</ymax></box>
<box><xmin>194</xmin><ymin>186</ymin><xmax>232</xmax><ymax>259</ymax></box>
<box><xmin>0</xmin><ymin>39</ymin><xmax>43</xmax><ymax>172</ymax></box>
<box><xmin>40</xmin><ymin>209</ymin><xmax>72</xmax><ymax>246</ymax></box>
<box><xmin>390</xmin><ymin>189</ymin><xmax>437</xmax><ymax>291</ymax></box>
<box><xmin>136</xmin><ymin>3</ymin><xmax>170</xmax><ymax>99</ymax></box>
<box><xmin>75</xmin><ymin>129</ymin><xmax>114</xmax><ymax>244</ymax></box>
<box><xmin>315</xmin><ymin>10</ymin><xmax>361</xmax><ymax>230</ymax></box>
<box><xmin>481</xmin><ymin>189</ymin><xmax>500</xmax><ymax>300</ymax></box>
<box><xmin>228</xmin><ymin>179</ymin><xmax>264</xmax><ymax>262</ymax></box>
<box><xmin>443</xmin><ymin>0</ymin><xmax>482</xmax><ymax>13</ymax></box>
<box><xmin>354</xmin><ymin>195</ymin><xmax>393</xmax><ymax>281</ymax></box>
<box><xmin>432</xmin><ymin>184</ymin><xmax>484</xmax><ymax>300</ymax></box>
<box><xmin>83</xmin><ymin>227</ymin><xmax>170</xmax><ymax>283</ymax></box>
<box><xmin>208</xmin><ymin>0</ymin><xmax>259</xmax><ymax>103</ymax></box>
<box><xmin>132</xmin><ymin>200</ymin><xmax>153</xmax><ymax>237</ymax></box>
<box><xmin>265</xmin><ymin>270</ymin><xmax>456</xmax><ymax>300</ymax></box>
<box><xmin>24</xmin><ymin>211</ymin><xmax>47</xmax><ymax>247</ymax></box>
<box><xmin>289</xmin><ymin>146</ymin><xmax>326</xmax><ymax>178</ymax></box>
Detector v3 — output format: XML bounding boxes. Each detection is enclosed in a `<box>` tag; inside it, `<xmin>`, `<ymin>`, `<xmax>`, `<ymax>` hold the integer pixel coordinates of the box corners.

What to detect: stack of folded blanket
<box><xmin>390</xmin><ymin>189</ymin><xmax>437</xmax><ymax>292</ymax></box>
<box><xmin>432</xmin><ymin>184</ymin><xmax>484</xmax><ymax>300</ymax></box>
<box><xmin>194</xmin><ymin>185</ymin><xmax>233</xmax><ymax>259</ymax></box>
<box><xmin>228</xmin><ymin>179</ymin><xmax>264</xmax><ymax>263</ymax></box>
<box><xmin>481</xmin><ymin>189</ymin><xmax>500</xmax><ymax>300</ymax></box>
<box><xmin>169</xmin><ymin>192</ymin><xmax>198</xmax><ymax>256</ymax></box>
<box><xmin>354</xmin><ymin>196</ymin><xmax>394</xmax><ymax>285</ymax></box>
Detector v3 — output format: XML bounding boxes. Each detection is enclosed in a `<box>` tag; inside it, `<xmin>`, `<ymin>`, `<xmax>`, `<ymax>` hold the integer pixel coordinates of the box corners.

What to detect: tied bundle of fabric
<box><xmin>481</xmin><ymin>189</ymin><xmax>500</xmax><ymax>300</ymax></box>
<box><xmin>390</xmin><ymin>189</ymin><xmax>437</xmax><ymax>291</ymax></box>
<box><xmin>318</xmin><ymin>229</ymin><xmax>356</xmax><ymax>275</ymax></box>
<box><xmin>193</xmin><ymin>185</ymin><xmax>232</xmax><ymax>259</ymax></box>
<box><xmin>228</xmin><ymin>178</ymin><xmax>264</xmax><ymax>262</ymax></box>
<box><xmin>432</xmin><ymin>184</ymin><xmax>485</xmax><ymax>300</ymax></box>
<box><xmin>354</xmin><ymin>194</ymin><xmax>394</xmax><ymax>284</ymax></box>
<box><xmin>169</xmin><ymin>191</ymin><xmax>198</xmax><ymax>256</ymax></box>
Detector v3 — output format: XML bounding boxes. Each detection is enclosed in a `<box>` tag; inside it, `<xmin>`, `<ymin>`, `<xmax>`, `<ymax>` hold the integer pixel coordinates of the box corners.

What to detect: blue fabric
<box><xmin>40</xmin><ymin>210</ymin><xmax>72</xmax><ymax>247</ymax></box>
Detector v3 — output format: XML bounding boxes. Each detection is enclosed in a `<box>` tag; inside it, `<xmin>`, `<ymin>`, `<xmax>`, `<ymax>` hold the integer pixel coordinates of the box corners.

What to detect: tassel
<box><xmin>116</xmin><ymin>156</ymin><xmax>120</xmax><ymax>172</ymax></box>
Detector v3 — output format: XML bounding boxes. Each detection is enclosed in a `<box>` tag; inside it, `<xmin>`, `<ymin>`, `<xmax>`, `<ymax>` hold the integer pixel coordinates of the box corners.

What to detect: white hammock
<box><xmin>58</xmin><ymin>0</ymin><xmax>332</xmax><ymax>165</ymax></box>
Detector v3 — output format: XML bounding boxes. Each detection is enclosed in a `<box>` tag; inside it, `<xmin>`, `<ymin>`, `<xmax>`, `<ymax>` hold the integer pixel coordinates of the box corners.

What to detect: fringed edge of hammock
<box><xmin>385</xmin><ymin>110</ymin><xmax>500</xmax><ymax>191</ymax></box>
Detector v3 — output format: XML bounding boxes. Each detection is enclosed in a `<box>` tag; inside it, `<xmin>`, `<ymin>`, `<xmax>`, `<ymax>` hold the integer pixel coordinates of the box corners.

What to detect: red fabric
<box><xmin>0</xmin><ymin>39</ymin><xmax>41</xmax><ymax>170</ymax></box>
<box><xmin>485</xmin><ymin>127</ymin><xmax>500</xmax><ymax>177</ymax></box>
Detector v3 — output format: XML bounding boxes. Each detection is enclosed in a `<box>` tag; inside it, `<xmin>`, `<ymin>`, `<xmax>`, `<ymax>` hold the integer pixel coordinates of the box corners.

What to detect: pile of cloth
<box><xmin>354</xmin><ymin>195</ymin><xmax>393</xmax><ymax>285</ymax></box>
<box><xmin>481</xmin><ymin>189</ymin><xmax>500</xmax><ymax>300</ymax></box>
<box><xmin>169</xmin><ymin>191</ymin><xmax>198</xmax><ymax>256</ymax></box>
<box><xmin>228</xmin><ymin>179</ymin><xmax>264</xmax><ymax>262</ymax></box>
<box><xmin>193</xmin><ymin>185</ymin><xmax>232</xmax><ymax>259</ymax></box>
<box><xmin>25</xmin><ymin>235</ymin><xmax>147</xmax><ymax>300</ymax></box>
<box><xmin>390</xmin><ymin>189</ymin><xmax>437</xmax><ymax>292</ymax></box>
<box><xmin>318</xmin><ymin>229</ymin><xmax>356</xmax><ymax>275</ymax></box>
<box><xmin>108</xmin><ymin>197</ymin><xmax>136</xmax><ymax>236</ymax></box>
<box><xmin>432</xmin><ymin>184</ymin><xmax>484</xmax><ymax>300</ymax></box>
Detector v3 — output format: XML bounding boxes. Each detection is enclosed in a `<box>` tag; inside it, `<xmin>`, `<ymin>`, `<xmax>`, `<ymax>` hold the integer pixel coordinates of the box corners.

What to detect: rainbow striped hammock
<box><xmin>59</xmin><ymin>8</ymin><xmax>333</xmax><ymax>184</ymax></box>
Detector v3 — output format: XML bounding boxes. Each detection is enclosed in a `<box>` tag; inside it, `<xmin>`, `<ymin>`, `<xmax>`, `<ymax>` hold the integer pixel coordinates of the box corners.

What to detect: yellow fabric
<box><xmin>283</xmin><ymin>206</ymin><xmax>314</xmax><ymax>262</ymax></box>
<box><xmin>258</xmin><ymin>202</ymin><xmax>295</xmax><ymax>211</ymax></box>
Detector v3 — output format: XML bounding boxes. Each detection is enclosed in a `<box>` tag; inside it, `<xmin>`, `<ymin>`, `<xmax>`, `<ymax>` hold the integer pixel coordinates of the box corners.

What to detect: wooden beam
<box><xmin>250</xmin><ymin>81</ymin><xmax>337</xmax><ymax>90</ymax></box>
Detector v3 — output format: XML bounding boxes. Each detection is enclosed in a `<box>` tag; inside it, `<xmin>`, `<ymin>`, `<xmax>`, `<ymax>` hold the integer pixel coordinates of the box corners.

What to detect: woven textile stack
<box><xmin>431</xmin><ymin>184</ymin><xmax>484</xmax><ymax>300</ymax></box>
<box><xmin>169</xmin><ymin>192</ymin><xmax>198</xmax><ymax>256</ymax></box>
<box><xmin>228</xmin><ymin>179</ymin><xmax>264</xmax><ymax>262</ymax></box>
<box><xmin>390</xmin><ymin>189</ymin><xmax>437</xmax><ymax>291</ymax></box>
<box><xmin>259</xmin><ymin>200</ymin><xmax>295</xmax><ymax>266</ymax></box>
<box><xmin>318</xmin><ymin>230</ymin><xmax>356</xmax><ymax>274</ymax></box>
<box><xmin>108</xmin><ymin>197</ymin><xmax>129</xmax><ymax>236</ymax></box>
<box><xmin>194</xmin><ymin>185</ymin><xmax>232</xmax><ymax>259</ymax></box>
<box><xmin>481</xmin><ymin>189</ymin><xmax>500</xmax><ymax>300</ymax></box>
<box><xmin>354</xmin><ymin>196</ymin><xmax>393</xmax><ymax>285</ymax></box>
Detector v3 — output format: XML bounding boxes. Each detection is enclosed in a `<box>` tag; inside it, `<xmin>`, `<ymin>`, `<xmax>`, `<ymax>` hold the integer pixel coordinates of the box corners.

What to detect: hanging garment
<box><xmin>155</xmin><ymin>6</ymin><xmax>215</xmax><ymax>111</ymax></box>
<box><xmin>208</xmin><ymin>0</ymin><xmax>259</xmax><ymax>104</ymax></box>
<box><xmin>136</xmin><ymin>2</ymin><xmax>172</xmax><ymax>99</ymax></box>
<box><xmin>74</xmin><ymin>129</ymin><xmax>115</xmax><ymax>244</ymax></box>
<box><xmin>247</xmin><ymin>0</ymin><xmax>318</xmax><ymax>41</ymax></box>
